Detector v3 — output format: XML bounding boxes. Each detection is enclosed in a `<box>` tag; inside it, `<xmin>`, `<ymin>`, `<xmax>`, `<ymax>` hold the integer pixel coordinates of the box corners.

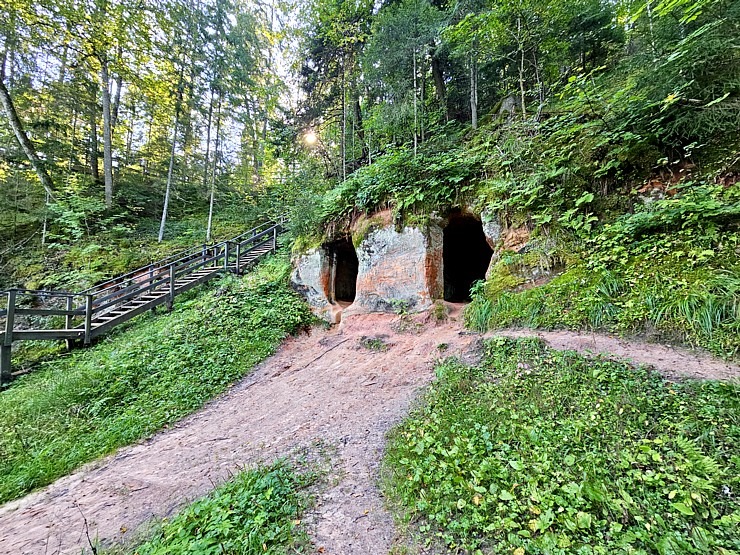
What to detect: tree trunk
<box><xmin>421</xmin><ymin>51</ymin><xmax>425</xmax><ymax>144</ymax></box>
<box><xmin>100</xmin><ymin>58</ymin><xmax>114</xmax><ymax>207</ymax></box>
<box><xmin>353</xmin><ymin>96</ymin><xmax>368</xmax><ymax>160</ymax></box>
<box><xmin>518</xmin><ymin>18</ymin><xmax>527</xmax><ymax>119</ymax></box>
<box><xmin>206</xmin><ymin>95</ymin><xmax>222</xmax><ymax>243</ymax></box>
<box><xmin>413</xmin><ymin>47</ymin><xmax>418</xmax><ymax>155</ymax></box>
<box><xmin>247</xmin><ymin>99</ymin><xmax>260</xmax><ymax>183</ymax></box>
<box><xmin>469</xmin><ymin>51</ymin><xmax>478</xmax><ymax>130</ymax></box>
<box><xmin>0</xmin><ymin>55</ymin><xmax>56</xmax><ymax>199</ymax></box>
<box><xmin>341</xmin><ymin>55</ymin><xmax>346</xmax><ymax>182</ymax></box>
<box><xmin>89</xmin><ymin>87</ymin><xmax>100</xmax><ymax>182</ymax></box>
<box><xmin>125</xmin><ymin>101</ymin><xmax>135</xmax><ymax>165</ymax></box>
<box><xmin>202</xmin><ymin>89</ymin><xmax>214</xmax><ymax>194</ymax></box>
<box><xmin>158</xmin><ymin>109</ymin><xmax>180</xmax><ymax>243</ymax></box>
<box><xmin>111</xmin><ymin>73</ymin><xmax>123</xmax><ymax>130</ymax></box>
<box><xmin>58</xmin><ymin>44</ymin><xmax>68</xmax><ymax>83</ymax></box>
<box><xmin>430</xmin><ymin>41</ymin><xmax>448</xmax><ymax>120</ymax></box>
<box><xmin>159</xmin><ymin>73</ymin><xmax>184</xmax><ymax>243</ymax></box>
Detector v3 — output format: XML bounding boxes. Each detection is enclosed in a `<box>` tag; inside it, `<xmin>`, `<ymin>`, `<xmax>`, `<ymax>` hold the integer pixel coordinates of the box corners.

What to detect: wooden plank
<box><xmin>84</xmin><ymin>295</ymin><xmax>93</xmax><ymax>346</ymax></box>
<box><xmin>14</xmin><ymin>308</ymin><xmax>84</xmax><ymax>317</ymax></box>
<box><xmin>4</xmin><ymin>290</ymin><xmax>15</xmax><ymax>347</ymax></box>
<box><xmin>168</xmin><ymin>265</ymin><xmax>175</xmax><ymax>310</ymax></box>
<box><xmin>12</xmin><ymin>329</ymin><xmax>84</xmax><ymax>340</ymax></box>
<box><xmin>1</xmin><ymin>345</ymin><xmax>11</xmax><ymax>385</ymax></box>
<box><xmin>93</xmin><ymin>275</ymin><xmax>169</xmax><ymax>311</ymax></box>
<box><xmin>66</xmin><ymin>297</ymin><xmax>74</xmax><ymax>329</ymax></box>
<box><xmin>90</xmin><ymin>295</ymin><xmax>170</xmax><ymax>337</ymax></box>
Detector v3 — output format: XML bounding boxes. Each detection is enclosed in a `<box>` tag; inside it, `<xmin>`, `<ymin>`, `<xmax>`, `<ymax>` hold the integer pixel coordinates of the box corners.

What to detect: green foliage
<box><xmin>359</xmin><ymin>336</ymin><xmax>390</xmax><ymax>352</ymax></box>
<box><xmin>1</xmin><ymin>206</ymin><xmax>260</xmax><ymax>291</ymax></box>
<box><xmin>0</xmin><ymin>256</ymin><xmax>313</xmax><ymax>503</ymax></box>
<box><xmin>131</xmin><ymin>462</ymin><xmax>312</xmax><ymax>555</ymax></box>
<box><xmin>317</xmin><ymin>132</ymin><xmax>479</xmax><ymax>228</ymax></box>
<box><xmin>383</xmin><ymin>337</ymin><xmax>740</xmax><ymax>553</ymax></box>
<box><xmin>467</xmin><ymin>183</ymin><xmax>740</xmax><ymax>358</ymax></box>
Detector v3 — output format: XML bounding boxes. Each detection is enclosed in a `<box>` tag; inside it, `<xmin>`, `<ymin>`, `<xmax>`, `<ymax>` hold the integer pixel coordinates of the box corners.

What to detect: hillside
<box><xmin>1</xmin><ymin>0</ymin><xmax>739</xmax><ymax>553</ymax></box>
<box><xmin>289</xmin><ymin>0</ymin><xmax>740</xmax><ymax>359</ymax></box>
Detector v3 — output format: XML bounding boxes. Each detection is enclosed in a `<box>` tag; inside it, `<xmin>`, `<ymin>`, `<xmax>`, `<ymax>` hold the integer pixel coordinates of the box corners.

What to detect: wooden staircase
<box><xmin>0</xmin><ymin>220</ymin><xmax>285</xmax><ymax>384</ymax></box>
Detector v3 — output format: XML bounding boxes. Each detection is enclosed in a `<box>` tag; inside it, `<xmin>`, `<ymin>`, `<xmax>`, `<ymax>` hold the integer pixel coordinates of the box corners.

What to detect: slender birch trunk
<box><xmin>206</xmin><ymin>95</ymin><xmax>222</xmax><ymax>242</ymax></box>
<box><xmin>202</xmin><ymin>89</ymin><xmax>214</xmax><ymax>193</ymax></box>
<box><xmin>158</xmin><ymin>79</ymin><xmax>183</xmax><ymax>243</ymax></box>
<box><xmin>0</xmin><ymin>52</ymin><xmax>56</xmax><ymax>198</ymax></box>
<box><xmin>100</xmin><ymin>58</ymin><xmax>114</xmax><ymax>207</ymax></box>
<box><xmin>517</xmin><ymin>18</ymin><xmax>527</xmax><ymax>119</ymax></box>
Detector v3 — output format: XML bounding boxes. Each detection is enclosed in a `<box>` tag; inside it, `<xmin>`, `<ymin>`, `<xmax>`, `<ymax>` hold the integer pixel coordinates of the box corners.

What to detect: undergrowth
<box><xmin>1</xmin><ymin>205</ymin><xmax>260</xmax><ymax>292</ymax></box>
<box><xmin>383</xmin><ymin>337</ymin><xmax>740</xmax><ymax>554</ymax></box>
<box><xmin>0</xmin><ymin>255</ymin><xmax>312</xmax><ymax>504</ymax></box>
<box><xmin>466</xmin><ymin>184</ymin><xmax>740</xmax><ymax>359</ymax></box>
<box><xmin>120</xmin><ymin>462</ymin><xmax>313</xmax><ymax>555</ymax></box>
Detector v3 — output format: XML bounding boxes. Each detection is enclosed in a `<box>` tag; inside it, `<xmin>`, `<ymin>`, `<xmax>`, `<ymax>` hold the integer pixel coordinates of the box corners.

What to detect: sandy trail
<box><xmin>1</xmin><ymin>311</ymin><xmax>737</xmax><ymax>555</ymax></box>
<box><xmin>0</xmin><ymin>311</ymin><xmax>481</xmax><ymax>555</ymax></box>
<box><xmin>497</xmin><ymin>328</ymin><xmax>740</xmax><ymax>381</ymax></box>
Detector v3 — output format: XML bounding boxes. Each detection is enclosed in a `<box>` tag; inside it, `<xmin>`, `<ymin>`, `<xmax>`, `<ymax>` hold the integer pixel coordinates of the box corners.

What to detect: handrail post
<box><xmin>149</xmin><ymin>265</ymin><xmax>156</xmax><ymax>314</ymax></box>
<box><xmin>235</xmin><ymin>242</ymin><xmax>242</xmax><ymax>276</ymax></box>
<box><xmin>272</xmin><ymin>226</ymin><xmax>278</xmax><ymax>253</ymax></box>
<box><xmin>224</xmin><ymin>241</ymin><xmax>231</xmax><ymax>272</ymax></box>
<box><xmin>1</xmin><ymin>290</ymin><xmax>16</xmax><ymax>385</ymax></box>
<box><xmin>83</xmin><ymin>294</ymin><xmax>93</xmax><ymax>346</ymax></box>
<box><xmin>168</xmin><ymin>264</ymin><xmax>176</xmax><ymax>311</ymax></box>
<box><xmin>65</xmin><ymin>296</ymin><xmax>75</xmax><ymax>351</ymax></box>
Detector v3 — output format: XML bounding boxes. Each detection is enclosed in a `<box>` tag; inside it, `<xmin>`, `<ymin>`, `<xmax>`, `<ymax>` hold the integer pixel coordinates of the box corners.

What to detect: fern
<box><xmin>674</xmin><ymin>435</ymin><xmax>722</xmax><ymax>483</ymax></box>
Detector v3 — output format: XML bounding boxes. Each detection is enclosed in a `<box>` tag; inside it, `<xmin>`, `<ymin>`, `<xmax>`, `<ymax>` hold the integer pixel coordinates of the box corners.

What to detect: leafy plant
<box><xmin>383</xmin><ymin>337</ymin><xmax>740</xmax><ymax>553</ymax></box>
<box><xmin>131</xmin><ymin>462</ymin><xmax>312</xmax><ymax>555</ymax></box>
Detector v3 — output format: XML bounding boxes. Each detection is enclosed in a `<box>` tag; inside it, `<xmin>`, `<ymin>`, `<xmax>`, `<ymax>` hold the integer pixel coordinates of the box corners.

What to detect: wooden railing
<box><xmin>1</xmin><ymin>219</ymin><xmax>286</xmax><ymax>385</ymax></box>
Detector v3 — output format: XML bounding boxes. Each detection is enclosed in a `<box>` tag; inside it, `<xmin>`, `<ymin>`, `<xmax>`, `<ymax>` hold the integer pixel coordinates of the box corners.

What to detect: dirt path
<box><xmin>495</xmin><ymin>328</ymin><xmax>740</xmax><ymax>381</ymax></box>
<box><xmin>1</xmin><ymin>313</ymin><xmax>737</xmax><ymax>555</ymax></box>
<box><xmin>0</xmin><ymin>311</ymin><xmax>482</xmax><ymax>555</ymax></box>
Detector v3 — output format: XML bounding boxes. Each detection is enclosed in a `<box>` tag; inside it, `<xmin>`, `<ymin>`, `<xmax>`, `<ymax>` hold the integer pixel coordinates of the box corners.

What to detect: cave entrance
<box><xmin>328</xmin><ymin>238</ymin><xmax>358</xmax><ymax>304</ymax></box>
<box><xmin>443</xmin><ymin>213</ymin><xmax>493</xmax><ymax>302</ymax></box>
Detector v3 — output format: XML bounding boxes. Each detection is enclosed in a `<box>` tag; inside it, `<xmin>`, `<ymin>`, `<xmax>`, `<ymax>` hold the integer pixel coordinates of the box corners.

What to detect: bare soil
<box><xmin>1</xmin><ymin>310</ymin><xmax>737</xmax><ymax>555</ymax></box>
<box><xmin>496</xmin><ymin>328</ymin><xmax>740</xmax><ymax>381</ymax></box>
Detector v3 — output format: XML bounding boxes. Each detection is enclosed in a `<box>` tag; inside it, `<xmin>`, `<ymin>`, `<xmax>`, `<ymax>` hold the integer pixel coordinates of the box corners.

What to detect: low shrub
<box><xmin>383</xmin><ymin>337</ymin><xmax>740</xmax><ymax>553</ymax></box>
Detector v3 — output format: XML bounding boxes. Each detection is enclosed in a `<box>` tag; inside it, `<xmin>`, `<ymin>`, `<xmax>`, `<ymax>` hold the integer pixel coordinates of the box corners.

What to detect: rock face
<box><xmin>481</xmin><ymin>208</ymin><xmax>503</xmax><ymax>249</ymax></box>
<box><xmin>290</xmin><ymin>249</ymin><xmax>336</xmax><ymax>322</ymax></box>
<box><xmin>291</xmin><ymin>222</ymin><xmax>443</xmax><ymax>322</ymax></box>
<box><xmin>345</xmin><ymin>225</ymin><xmax>442</xmax><ymax>316</ymax></box>
<box><xmin>291</xmin><ymin>207</ymin><xmax>537</xmax><ymax>322</ymax></box>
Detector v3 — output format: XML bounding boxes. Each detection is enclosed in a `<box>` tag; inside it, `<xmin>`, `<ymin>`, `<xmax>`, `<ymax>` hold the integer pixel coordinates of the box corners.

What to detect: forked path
<box><xmin>1</xmin><ymin>312</ymin><xmax>738</xmax><ymax>555</ymax></box>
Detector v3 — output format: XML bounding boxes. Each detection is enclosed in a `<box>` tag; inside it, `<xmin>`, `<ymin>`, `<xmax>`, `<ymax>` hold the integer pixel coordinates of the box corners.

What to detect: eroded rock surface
<box><xmin>346</xmin><ymin>225</ymin><xmax>442</xmax><ymax>315</ymax></box>
<box><xmin>290</xmin><ymin>248</ymin><xmax>335</xmax><ymax>321</ymax></box>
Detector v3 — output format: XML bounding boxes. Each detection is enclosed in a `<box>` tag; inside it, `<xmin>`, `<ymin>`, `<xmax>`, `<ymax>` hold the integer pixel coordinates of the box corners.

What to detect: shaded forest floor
<box><xmin>1</xmin><ymin>307</ymin><xmax>738</xmax><ymax>555</ymax></box>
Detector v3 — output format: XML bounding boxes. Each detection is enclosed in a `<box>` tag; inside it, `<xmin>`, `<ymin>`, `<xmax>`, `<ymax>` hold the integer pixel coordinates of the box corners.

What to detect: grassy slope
<box><xmin>1</xmin><ymin>205</ymin><xmax>263</xmax><ymax>292</ymax></box>
<box><xmin>115</xmin><ymin>462</ymin><xmax>314</xmax><ymax>555</ymax></box>
<box><xmin>0</xmin><ymin>255</ymin><xmax>312</xmax><ymax>504</ymax></box>
<box><xmin>383</xmin><ymin>337</ymin><xmax>740</xmax><ymax>554</ymax></box>
<box><xmin>464</xmin><ymin>184</ymin><xmax>740</xmax><ymax>359</ymax></box>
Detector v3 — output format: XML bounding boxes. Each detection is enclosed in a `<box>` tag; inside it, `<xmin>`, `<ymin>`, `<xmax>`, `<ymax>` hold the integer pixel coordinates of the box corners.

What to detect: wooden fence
<box><xmin>0</xmin><ymin>219</ymin><xmax>286</xmax><ymax>385</ymax></box>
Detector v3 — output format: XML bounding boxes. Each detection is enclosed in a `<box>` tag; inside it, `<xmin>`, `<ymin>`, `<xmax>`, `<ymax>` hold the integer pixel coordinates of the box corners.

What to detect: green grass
<box><xmin>465</xmin><ymin>184</ymin><xmax>740</xmax><ymax>360</ymax></box>
<box><xmin>383</xmin><ymin>337</ymin><xmax>740</xmax><ymax>554</ymax></box>
<box><xmin>0</xmin><ymin>256</ymin><xmax>313</xmax><ymax>504</ymax></box>
<box><xmin>466</xmin><ymin>251</ymin><xmax>740</xmax><ymax>360</ymax></box>
<box><xmin>118</xmin><ymin>462</ymin><xmax>313</xmax><ymax>555</ymax></box>
<box><xmin>2</xmin><ymin>205</ymin><xmax>261</xmax><ymax>291</ymax></box>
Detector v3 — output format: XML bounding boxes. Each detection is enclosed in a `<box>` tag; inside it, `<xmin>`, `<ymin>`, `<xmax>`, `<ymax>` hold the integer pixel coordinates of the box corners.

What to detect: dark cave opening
<box><xmin>329</xmin><ymin>238</ymin><xmax>358</xmax><ymax>303</ymax></box>
<box><xmin>443</xmin><ymin>213</ymin><xmax>494</xmax><ymax>302</ymax></box>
